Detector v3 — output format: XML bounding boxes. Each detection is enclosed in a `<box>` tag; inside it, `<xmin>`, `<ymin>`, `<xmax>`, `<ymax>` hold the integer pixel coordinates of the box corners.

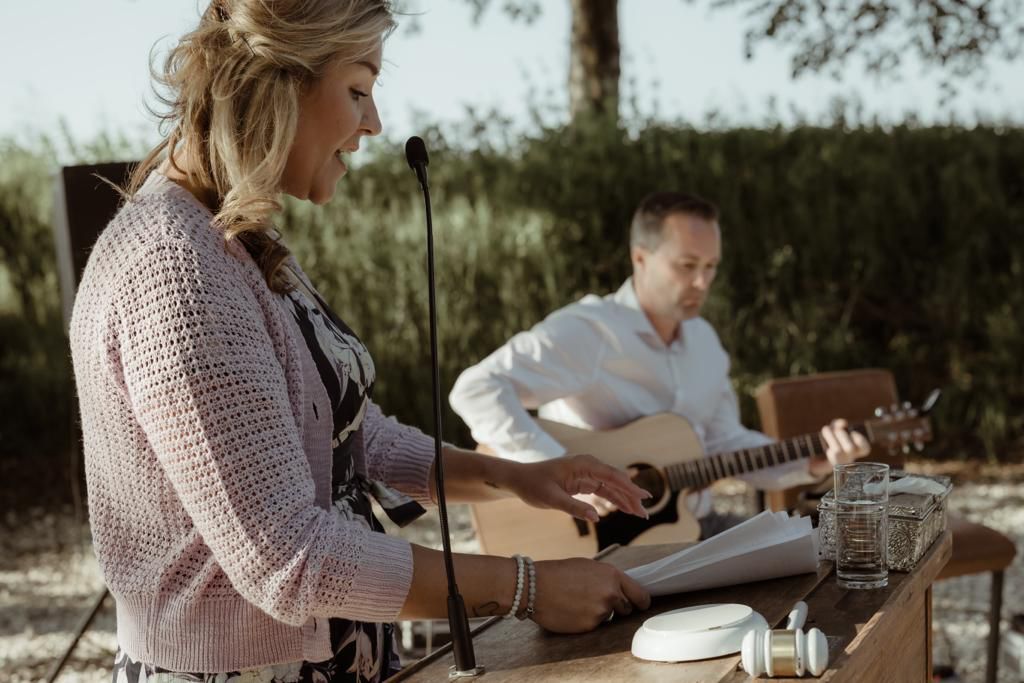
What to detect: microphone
<box><xmin>405</xmin><ymin>136</ymin><xmax>483</xmax><ymax>679</ymax></box>
<box><xmin>406</xmin><ymin>135</ymin><xmax>429</xmax><ymax>191</ymax></box>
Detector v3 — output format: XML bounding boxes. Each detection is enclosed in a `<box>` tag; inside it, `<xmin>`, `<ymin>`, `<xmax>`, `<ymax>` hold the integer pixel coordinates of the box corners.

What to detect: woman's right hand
<box><xmin>402</xmin><ymin>546</ymin><xmax>650</xmax><ymax>632</ymax></box>
<box><xmin>531</xmin><ymin>557</ymin><xmax>651</xmax><ymax>633</ymax></box>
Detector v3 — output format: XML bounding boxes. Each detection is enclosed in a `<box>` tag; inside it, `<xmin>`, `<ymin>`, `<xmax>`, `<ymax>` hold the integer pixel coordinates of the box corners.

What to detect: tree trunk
<box><xmin>569</xmin><ymin>0</ymin><xmax>620</xmax><ymax>121</ymax></box>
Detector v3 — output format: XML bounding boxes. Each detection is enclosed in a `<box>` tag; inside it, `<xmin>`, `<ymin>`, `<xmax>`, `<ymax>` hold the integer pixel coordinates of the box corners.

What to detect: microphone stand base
<box><xmin>448</xmin><ymin>665</ymin><xmax>486</xmax><ymax>679</ymax></box>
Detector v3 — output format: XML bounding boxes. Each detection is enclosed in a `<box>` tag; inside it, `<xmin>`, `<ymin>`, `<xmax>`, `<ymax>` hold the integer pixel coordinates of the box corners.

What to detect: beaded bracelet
<box><xmin>516</xmin><ymin>555</ymin><xmax>536</xmax><ymax>621</ymax></box>
<box><xmin>505</xmin><ymin>555</ymin><xmax>526</xmax><ymax>619</ymax></box>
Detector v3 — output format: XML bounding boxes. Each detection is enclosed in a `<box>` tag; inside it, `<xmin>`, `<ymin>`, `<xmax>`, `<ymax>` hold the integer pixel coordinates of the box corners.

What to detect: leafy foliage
<box><xmin>2</xmin><ymin>122</ymin><xmax>1022</xmax><ymax>473</ymax></box>
<box><xmin>457</xmin><ymin>0</ymin><xmax>1021</xmax><ymax>104</ymax></box>
<box><xmin>715</xmin><ymin>0</ymin><xmax>1024</xmax><ymax>92</ymax></box>
<box><xmin>291</xmin><ymin>121</ymin><xmax>1024</xmax><ymax>459</ymax></box>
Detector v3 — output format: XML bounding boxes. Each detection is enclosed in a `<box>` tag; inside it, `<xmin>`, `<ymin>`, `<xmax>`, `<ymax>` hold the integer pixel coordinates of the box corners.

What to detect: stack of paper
<box><xmin>625</xmin><ymin>511</ymin><xmax>819</xmax><ymax>596</ymax></box>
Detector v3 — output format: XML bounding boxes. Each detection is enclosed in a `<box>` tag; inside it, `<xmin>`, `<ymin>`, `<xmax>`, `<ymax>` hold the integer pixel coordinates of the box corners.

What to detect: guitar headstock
<box><xmin>863</xmin><ymin>389</ymin><xmax>940</xmax><ymax>455</ymax></box>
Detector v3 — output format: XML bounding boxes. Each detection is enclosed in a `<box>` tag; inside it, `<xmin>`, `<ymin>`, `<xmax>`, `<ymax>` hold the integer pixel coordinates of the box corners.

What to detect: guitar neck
<box><xmin>662</xmin><ymin>423</ymin><xmax>869</xmax><ymax>491</ymax></box>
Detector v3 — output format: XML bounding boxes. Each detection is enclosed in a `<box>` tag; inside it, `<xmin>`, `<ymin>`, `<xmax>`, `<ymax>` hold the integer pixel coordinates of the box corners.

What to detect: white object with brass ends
<box><xmin>471</xmin><ymin>393</ymin><xmax>938</xmax><ymax>561</ymax></box>
<box><xmin>740</xmin><ymin>601</ymin><xmax>828</xmax><ymax>678</ymax></box>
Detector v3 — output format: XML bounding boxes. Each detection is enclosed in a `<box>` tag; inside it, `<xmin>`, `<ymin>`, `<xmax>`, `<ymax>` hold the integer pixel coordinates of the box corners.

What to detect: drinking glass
<box><xmin>833</xmin><ymin>462</ymin><xmax>889</xmax><ymax>589</ymax></box>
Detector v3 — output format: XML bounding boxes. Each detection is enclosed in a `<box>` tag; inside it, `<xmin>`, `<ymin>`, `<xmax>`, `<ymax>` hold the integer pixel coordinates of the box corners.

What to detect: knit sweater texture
<box><xmin>69</xmin><ymin>173</ymin><xmax>436</xmax><ymax>671</ymax></box>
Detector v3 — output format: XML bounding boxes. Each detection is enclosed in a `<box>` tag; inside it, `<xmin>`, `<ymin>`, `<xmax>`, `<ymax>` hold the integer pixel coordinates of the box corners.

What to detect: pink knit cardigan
<box><xmin>69</xmin><ymin>173</ymin><xmax>436</xmax><ymax>672</ymax></box>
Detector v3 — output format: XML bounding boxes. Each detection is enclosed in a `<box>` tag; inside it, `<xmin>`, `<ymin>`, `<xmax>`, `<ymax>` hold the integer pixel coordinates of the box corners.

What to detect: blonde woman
<box><xmin>69</xmin><ymin>2</ymin><xmax>651</xmax><ymax>681</ymax></box>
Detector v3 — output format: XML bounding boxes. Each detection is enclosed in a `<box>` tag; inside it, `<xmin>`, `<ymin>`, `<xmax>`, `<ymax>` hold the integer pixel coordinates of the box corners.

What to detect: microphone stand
<box><xmin>406</xmin><ymin>137</ymin><xmax>484</xmax><ymax>679</ymax></box>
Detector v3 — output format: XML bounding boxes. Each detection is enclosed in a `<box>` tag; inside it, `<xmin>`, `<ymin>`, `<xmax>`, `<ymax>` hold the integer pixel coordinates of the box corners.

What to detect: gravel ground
<box><xmin>2</xmin><ymin>462</ymin><xmax>1021</xmax><ymax>683</ymax></box>
<box><xmin>922</xmin><ymin>463</ymin><xmax>1024</xmax><ymax>683</ymax></box>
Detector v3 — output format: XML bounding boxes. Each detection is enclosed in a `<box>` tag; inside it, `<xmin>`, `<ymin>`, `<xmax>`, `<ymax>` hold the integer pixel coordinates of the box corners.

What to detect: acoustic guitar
<box><xmin>469</xmin><ymin>390</ymin><xmax>939</xmax><ymax>560</ymax></box>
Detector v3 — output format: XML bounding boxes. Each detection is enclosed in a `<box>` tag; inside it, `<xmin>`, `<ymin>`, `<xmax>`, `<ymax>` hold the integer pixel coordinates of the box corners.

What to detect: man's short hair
<box><xmin>629</xmin><ymin>191</ymin><xmax>720</xmax><ymax>251</ymax></box>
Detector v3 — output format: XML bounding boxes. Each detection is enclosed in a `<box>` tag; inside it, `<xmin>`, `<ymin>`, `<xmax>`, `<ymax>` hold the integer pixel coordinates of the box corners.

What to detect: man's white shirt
<box><xmin>449</xmin><ymin>278</ymin><xmax>819</xmax><ymax>518</ymax></box>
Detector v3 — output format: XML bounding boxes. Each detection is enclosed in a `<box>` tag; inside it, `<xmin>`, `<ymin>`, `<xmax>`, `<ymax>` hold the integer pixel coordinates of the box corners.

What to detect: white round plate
<box><xmin>631</xmin><ymin>603</ymin><xmax>769</xmax><ymax>662</ymax></box>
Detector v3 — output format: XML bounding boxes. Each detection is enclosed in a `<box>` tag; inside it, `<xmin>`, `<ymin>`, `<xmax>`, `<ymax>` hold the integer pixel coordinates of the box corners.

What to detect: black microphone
<box><xmin>405</xmin><ymin>136</ymin><xmax>483</xmax><ymax>678</ymax></box>
<box><xmin>406</xmin><ymin>135</ymin><xmax>429</xmax><ymax>191</ymax></box>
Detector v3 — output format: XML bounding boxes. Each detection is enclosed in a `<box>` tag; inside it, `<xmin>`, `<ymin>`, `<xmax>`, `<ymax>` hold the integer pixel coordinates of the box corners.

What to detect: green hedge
<box><xmin>2</xmin><ymin>122</ymin><xmax>1022</xmax><ymax>479</ymax></box>
<box><xmin>0</xmin><ymin>142</ymin><xmax>73</xmax><ymax>466</ymax></box>
<box><xmin>290</xmin><ymin>122</ymin><xmax>1024</xmax><ymax>459</ymax></box>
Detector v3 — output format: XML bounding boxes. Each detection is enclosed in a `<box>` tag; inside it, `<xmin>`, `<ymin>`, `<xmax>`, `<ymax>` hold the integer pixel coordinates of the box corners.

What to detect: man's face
<box><xmin>632</xmin><ymin>212</ymin><xmax>721</xmax><ymax>323</ymax></box>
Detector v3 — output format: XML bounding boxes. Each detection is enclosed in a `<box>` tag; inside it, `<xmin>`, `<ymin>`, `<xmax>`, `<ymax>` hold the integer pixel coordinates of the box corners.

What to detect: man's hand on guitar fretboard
<box><xmin>811</xmin><ymin>418</ymin><xmax>872</xmax><ymax>477</ymax></box>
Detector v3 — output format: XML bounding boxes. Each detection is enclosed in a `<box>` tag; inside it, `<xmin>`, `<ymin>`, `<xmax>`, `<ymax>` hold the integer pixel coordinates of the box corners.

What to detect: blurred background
<box><xmin>1</xmin><ymin>1</ymin><xmax>1022</xmax><ymax>681</ymax></box>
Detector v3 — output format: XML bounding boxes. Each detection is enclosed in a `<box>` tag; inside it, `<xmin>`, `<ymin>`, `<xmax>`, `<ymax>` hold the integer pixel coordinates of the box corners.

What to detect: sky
<box><xmin>1</xmin><ymin>0</ymin><xmax>1021</xmax><ymax>151</ymax></box>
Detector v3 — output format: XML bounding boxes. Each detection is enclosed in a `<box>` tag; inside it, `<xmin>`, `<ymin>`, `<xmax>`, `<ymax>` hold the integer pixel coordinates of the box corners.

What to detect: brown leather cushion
<box><xmin>938</xmin><ymin>514</ymin><xmax>1016</xmax><ymax>579</ymax></box>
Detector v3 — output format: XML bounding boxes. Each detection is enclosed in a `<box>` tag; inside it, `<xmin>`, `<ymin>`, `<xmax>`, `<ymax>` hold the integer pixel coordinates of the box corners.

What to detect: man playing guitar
<box><xmin>450</xmin><ymin>191</ymin><xmax>871</xmax><ymax>541</ymax></box>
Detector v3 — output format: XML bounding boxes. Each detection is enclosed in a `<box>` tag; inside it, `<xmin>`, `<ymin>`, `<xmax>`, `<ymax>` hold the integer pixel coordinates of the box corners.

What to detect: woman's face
<box><xmin>282</xmin><ymin>42</ymin><xmax>383</xmax><ymax>204</ymax></box>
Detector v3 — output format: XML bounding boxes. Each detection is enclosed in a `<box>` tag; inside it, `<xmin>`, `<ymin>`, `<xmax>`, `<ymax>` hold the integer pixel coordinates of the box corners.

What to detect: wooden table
<box><xmin>389</xmin><ymin>530</ymin><xmax>951</xmax><ymax>682</ymax></box>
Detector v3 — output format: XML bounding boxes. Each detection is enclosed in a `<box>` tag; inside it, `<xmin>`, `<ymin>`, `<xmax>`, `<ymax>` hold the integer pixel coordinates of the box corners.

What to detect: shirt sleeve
<box><xmin>449</xmin><ymin>312</ymin><xmax>606</xmax><ymax>462</ymax></box>
<box><xmin>703</xmin><ymin>381</ymin><xmax>820</xmax><ymax>491</ymax></box>
<box><xmin>114</xmin><ymin>239</ymin><xmax>414</xmax><ymax>626</ymax></box>
<box><xmin>362</xmin><ymin>400</ymin><xmax>436</xmax><ymax>507</ymax></box>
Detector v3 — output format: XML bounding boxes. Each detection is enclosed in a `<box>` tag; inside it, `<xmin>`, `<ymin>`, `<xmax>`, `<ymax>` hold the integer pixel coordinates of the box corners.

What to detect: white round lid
<box><xmin>631</xmin><ymin>603</ymin><xmax>769</xmax><ymax>663</ymax></box>
<box><xmin>643</xmin><ymin>604</ymin><xmax>754</xmax><ymax>634</ymax></box>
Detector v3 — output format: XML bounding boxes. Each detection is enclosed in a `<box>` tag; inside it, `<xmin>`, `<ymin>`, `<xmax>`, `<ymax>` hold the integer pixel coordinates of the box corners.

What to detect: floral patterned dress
<box><xmin>113</xmin><ymin>266</ymin><xmax>426</xmax><ymax>683</ymax></box>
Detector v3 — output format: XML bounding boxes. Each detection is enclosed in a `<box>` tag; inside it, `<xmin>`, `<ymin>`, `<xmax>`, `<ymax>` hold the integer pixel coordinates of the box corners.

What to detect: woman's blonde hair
<box><xmin>127</xmin><ymin>0</ymin><xmax>395</xmax><ymax>292</ymax></box>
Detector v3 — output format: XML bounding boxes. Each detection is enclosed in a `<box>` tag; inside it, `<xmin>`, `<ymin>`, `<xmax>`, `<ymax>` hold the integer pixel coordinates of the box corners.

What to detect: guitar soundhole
<box><xmin>631</xmin><ymin>464</ymin><xmax>666</xmax><ymax>510</ymax></box>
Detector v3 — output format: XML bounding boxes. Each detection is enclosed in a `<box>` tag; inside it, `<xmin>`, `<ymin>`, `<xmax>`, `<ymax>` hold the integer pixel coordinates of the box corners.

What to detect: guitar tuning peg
<box><xmin>874</xmin><ymin>406</ymin><xmax>885</xmax><ymax>417</ymax></box>
<box><xmin>902</xmin><ymin>401</ymin><xmax>912</xmax><ymax>410</ymax></box>
<box><xmin>902</xmin><ymin>444</ymin><xmax>911</xmax><ymax>454</ymax></box>
<box><xmin>890</xmin><ymin>403</ymin><xmax>900</xmax><ymax>413</ymax></box>
<box><xmin>914</xmin><ymin>442</ymin><xmax>925</xmax><ymax>452</ymax></box>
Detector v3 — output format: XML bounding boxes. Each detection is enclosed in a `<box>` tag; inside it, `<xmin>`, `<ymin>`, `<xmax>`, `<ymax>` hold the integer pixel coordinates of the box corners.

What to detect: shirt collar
<box><xmin>612</xmin><ymin>277</ymin><xmax>686</xmax><ymax>347</ymax></box>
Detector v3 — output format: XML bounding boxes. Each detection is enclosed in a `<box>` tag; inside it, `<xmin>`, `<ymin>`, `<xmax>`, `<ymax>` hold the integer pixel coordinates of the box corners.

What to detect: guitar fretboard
<box><xmin>662</xmin><ymin>424</ymin><xmax>868</xmax><ymax>491</ymax></box>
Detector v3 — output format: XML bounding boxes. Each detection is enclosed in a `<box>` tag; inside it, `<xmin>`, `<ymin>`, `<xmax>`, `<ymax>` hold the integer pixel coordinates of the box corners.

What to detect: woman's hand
<box><xmin>809</xmin><ymin>418</ymin><xmax>872</xmax><ymax>478</ymax></box>
<box><xmin>402</xmin><ymin>547</ymin><xmax>650</xmax><ymax>633</ymax></box>
<box><xmin>495</xmin><ymin>454</ymin><xmax>651</xmax><ymax>522</ymax></box>
<box><xmin>531</xmin><ymin>558</ymin><xmax>652</xmax><ymax>633</ymax></box>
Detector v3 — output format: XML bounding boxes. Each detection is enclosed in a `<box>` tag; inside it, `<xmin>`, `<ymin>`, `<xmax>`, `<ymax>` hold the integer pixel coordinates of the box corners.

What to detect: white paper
<box><xmin>889</xmin><ymin>477</ymin><xmax>947</xmax><ymax>496</ymax></box>
<box><xmin>625</xmin><ymin>510</ymin><xmax>820</xmax><ymax>597</ymax></box>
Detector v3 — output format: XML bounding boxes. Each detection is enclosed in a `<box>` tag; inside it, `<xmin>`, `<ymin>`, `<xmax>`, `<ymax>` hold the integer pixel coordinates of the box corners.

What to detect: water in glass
<box><xmin>836</xmin><ymin>499</ymin><xmax>888</xmax><ymax>589</ymax></box>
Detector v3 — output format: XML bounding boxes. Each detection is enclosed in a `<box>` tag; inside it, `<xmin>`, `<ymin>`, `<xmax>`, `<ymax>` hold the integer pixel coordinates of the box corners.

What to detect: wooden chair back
<box><xmin>754</xmin><ymin>368</ymin><xmax>905</xmax><ymax>511</ymax></box>
<box><xmin>53</xmin><ymin>161</ymin><xmax>136</xmax><ymax>328</ymax></box>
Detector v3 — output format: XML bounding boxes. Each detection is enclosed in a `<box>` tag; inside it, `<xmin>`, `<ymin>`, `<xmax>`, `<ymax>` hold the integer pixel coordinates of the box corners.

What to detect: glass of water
<box><xmin>833</xmin><ymin>462</ymin><xmax>889</xmax><ymax>589</ymax></box>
